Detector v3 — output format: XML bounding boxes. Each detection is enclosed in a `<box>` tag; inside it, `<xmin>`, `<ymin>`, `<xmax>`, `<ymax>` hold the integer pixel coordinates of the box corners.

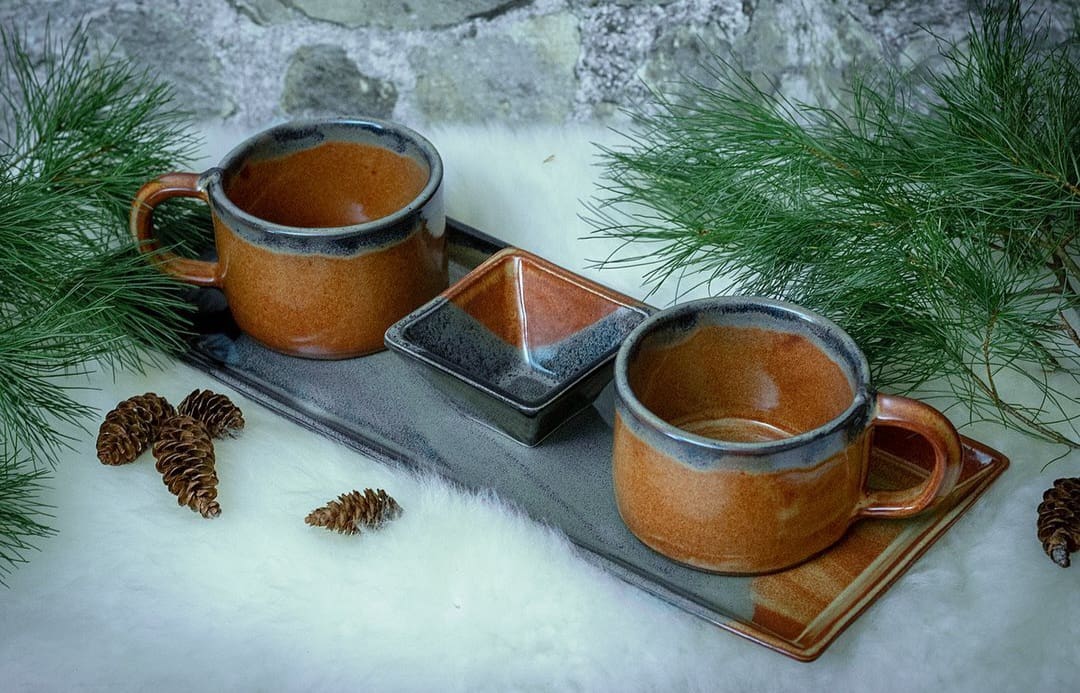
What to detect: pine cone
<box><xmin>305</xmin><ymin>489</ymin><xmax>403</xmax><ymax>535</ymax></box>
<box><xmin>1036</xmin><ymin>477</ymin><xmax>1080</xmax><ymax>568</ymax></box>
<box><xmin>96</xmin><ymin>393</ymin><xmax>176</xmax><ymax>465</ymax></box>
<box><xmin>177</xmin><ymin>389</ymin><xmax>244</xmax><ymax>439</ymax></box>
<box><xmin>152</xmin><ymin>415</ymin><xmax>220</xmax><ymax>519</ymax></box>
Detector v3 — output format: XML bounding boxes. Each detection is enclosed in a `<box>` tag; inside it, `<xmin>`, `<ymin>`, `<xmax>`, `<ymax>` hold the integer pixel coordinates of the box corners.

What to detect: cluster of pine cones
<box><xmin>96</xmin><ymin>390</ymin><xmax>403</xmax><ymax>534</ymax></box>
<box><xmin>96</xmin><ymin>390</ymin><xmax>244</xmax><ymax>518</ymax></box>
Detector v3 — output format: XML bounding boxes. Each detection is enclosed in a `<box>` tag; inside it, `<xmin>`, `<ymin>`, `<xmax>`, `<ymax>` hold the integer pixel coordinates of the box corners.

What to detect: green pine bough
<box><xmin>0</xmin><ymin>26</ymin><xmax>204</xmax><ymax>583</ymax></box>
<box><xmin>588</xmin><ymin>2</ymin><xmax>1080</xmax><ymax>453</ymax></box>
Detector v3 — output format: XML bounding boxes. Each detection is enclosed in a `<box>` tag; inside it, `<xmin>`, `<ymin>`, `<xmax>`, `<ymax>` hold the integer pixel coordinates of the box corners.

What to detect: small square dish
<box><xmin>385</xmin><ymin>247</ymin><xmax>652</xmax><ymax>445</ymax></box>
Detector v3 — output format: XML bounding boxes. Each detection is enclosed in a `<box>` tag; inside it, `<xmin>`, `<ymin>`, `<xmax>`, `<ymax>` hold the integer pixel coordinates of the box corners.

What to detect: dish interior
<box><xmin>400</xmin><ymin>253</ymin><xmax>647</xmax><ymax>407</ymax></box>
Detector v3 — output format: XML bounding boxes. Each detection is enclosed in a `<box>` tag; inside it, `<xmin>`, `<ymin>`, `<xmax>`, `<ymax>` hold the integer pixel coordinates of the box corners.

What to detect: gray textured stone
<box><xmin>228</xmin><ymin>0</ymin><xmax>294</xmax><ymax>25</ymax></box>
<box><xmin>574</xmin><ymin>0</ymin><xmax>749</xmax><ymax>117</ymax></box>
<box><xmin>731</xmin><ymin>0</ymin><xmax>880</xmax><ymax>110</ymax></box>
<box><xmin>641</xmin><ymin>1</ymin><xmax>749</xmax><ymax>91</ymax></box>
<box><xmin>285</xmin><ymin>0</ymin><xmax>529</xmax><ymax>29</ymax></box>
<box><xmin>5</xmin><ymin>0</ymin><xmax>1072</xmax><ymax>130</ymax></box>
<box><xmin>570</xmin><ymin>0</ymin><xmax>673</xmax><ymax>5</ymax></box>
<box><xmin>282</xmin><ymin>44</ymin><xmax>398</xmax><ymax>118</ymax></box>
<box><xmin>84</xmin><ymin>5</ymin><xmax>236</xmax><ymax>121</ymax></box>
<box><xmin>410</xmin><ymin>12</ymin><xmax>580</xmax><ymax>123</ymax></box>
<box><xmin>575</xmin><ymin>4</ymin><xmax>658</xmax><ymax>112</ymax></box>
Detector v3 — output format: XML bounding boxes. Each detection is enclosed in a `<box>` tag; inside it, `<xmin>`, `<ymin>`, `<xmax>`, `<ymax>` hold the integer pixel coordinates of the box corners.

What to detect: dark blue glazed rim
<box><xmin>197</xmin><ymin>118</ymin><xmax>444</xmax><ymax>254</ymax></box>
<box><xmin>614</xmin><ymin>296</ymin><xmax>875</xmax><ymax>466</ymax></box>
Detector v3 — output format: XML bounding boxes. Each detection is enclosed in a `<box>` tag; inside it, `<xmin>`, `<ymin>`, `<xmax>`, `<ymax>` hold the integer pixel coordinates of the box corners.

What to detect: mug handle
<box><xmin>856</xmin><ymin>393</ymin><xmax>964</xmax><ymax>519</ymax></box>
<box><xmin>130</xmin><ymin>172</ymin><xmax>221</xmax><ymax>287</ymax></box>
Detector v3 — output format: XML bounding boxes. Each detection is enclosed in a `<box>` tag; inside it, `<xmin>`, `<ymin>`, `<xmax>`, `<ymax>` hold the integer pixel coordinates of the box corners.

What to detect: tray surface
<box><xmin>181</xmin><ymin>219</ymin><xmax>1009</xmax><ymax>661</ymax></box>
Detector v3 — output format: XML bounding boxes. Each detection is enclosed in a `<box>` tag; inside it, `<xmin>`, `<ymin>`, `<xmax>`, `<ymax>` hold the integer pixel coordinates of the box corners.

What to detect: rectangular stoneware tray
<box><xmin>180</xmin><ymin>218</ymin><xmax>1010</xmax><ymax>661</ymax></box>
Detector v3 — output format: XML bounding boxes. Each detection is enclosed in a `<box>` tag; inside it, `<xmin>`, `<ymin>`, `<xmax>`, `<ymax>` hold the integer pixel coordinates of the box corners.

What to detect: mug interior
<box><xmin>624</xmin><ymin>300</ymin><xmax>866</xmax><ymax>444</ymax></box>
<box><xmin>219</xmin><ymin>121</ymin><xmax>434</xmax><ymax>229</ymax></box>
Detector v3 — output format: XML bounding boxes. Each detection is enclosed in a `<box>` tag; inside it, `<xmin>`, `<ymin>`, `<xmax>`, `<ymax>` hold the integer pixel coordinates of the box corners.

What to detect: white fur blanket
<box><xmin>1</xmin><ymin>125</ymin><xmax>1076</xmax><ymax>692</ymax></box>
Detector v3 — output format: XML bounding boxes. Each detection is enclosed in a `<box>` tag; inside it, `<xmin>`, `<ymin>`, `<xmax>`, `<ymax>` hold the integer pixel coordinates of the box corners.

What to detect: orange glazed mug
<box><xmin>612</xmin><ymin>297</ymin><xmax>964</xmax><ymax>574</ymax></box>
<box><xmin>131</xmin><ymin>118</ymin><xmax>447</xmax><ymax>359</ymax></box>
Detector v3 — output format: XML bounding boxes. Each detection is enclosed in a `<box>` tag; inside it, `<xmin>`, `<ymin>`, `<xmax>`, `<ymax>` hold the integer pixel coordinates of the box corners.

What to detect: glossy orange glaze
<box><xmin>613</xmin><ymin>320</ymin><xmax>880</xmax><ymax>573</ymax></box>
<box><xmin>612</xmin><ymin>412</ymin><xmax>870</xmax><ymax>574</ymax></box>
<box><xmin>749</xmin><ymin>519</ymin><xmax>898</xmax><ymax>640</ymax></box>
<box><xmin>448</xmin><ymin>254</ymin><xmax>621</xmax><ymax>348</ymax></box>
<box><xmin>627</xmin><ymin>325</ymin><xmax>854</xmax><ymax>442</ymax></box>
<box><xmin>213</xmin><ymin>217</ymin><xmax>446</xmax><ymax>358</ymax></box>
<box><xmin>748</xmin><ymin>429</ymin><xmax>942</xmax><ymax>643</ymax></box>
<box><xmin>226</xmin><ymin>141</ymin><xmax>428</xmax><ymax>227</ymax></box>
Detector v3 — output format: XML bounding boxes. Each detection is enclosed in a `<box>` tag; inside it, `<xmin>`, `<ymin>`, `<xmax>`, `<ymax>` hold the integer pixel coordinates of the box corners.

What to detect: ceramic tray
<box><xmin>180</xmin><ymin>218</ymin><xmax>1009</xmax><ymax>661</ymax></box>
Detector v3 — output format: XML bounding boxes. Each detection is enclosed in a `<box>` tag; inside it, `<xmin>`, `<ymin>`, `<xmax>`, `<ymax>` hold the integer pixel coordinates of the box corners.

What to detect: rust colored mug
<box><xmin>131</xmin><ymin>118</ymin><xmax>447</xmax><ymax>359</ymax></box>
<box><xmin>612</xmin><ymin>297</ymin><xmax>964</xmax><ymax>574</ymax></box>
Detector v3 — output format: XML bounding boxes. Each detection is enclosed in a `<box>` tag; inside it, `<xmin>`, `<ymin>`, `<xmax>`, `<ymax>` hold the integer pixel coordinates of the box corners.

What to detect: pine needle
<box><xmin>0</xmin><ymin>451</ymin><xmax>54</xmax><ymax>587</ymax></box>
<box><xmin>587</xmin><ymin>1</ymin><xmax>1080</xmax><ymax>452</ymax></box>
<box><xmin>0</xmin><ymin>24</ymin><xmax>204</xmax><ymax>578</ymax></box>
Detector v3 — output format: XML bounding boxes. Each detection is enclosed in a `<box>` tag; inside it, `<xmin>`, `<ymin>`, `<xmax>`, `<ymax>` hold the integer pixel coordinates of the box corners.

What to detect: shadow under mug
<box><xmin>130</xmin><ymin>118</ymin><xmax>448</xmax><ymax>359</ymax></box>
<box><xmin>612</xmin><ymin>296</ymin><xmax>964</xmax><ymax>575</ymax></box>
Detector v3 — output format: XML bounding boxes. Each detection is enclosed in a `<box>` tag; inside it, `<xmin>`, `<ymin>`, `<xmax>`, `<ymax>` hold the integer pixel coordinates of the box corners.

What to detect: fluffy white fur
<box><xmin>1</xmin><ymin>124</ymin><xmax>1076</xmax><ymax>692</ymax></box>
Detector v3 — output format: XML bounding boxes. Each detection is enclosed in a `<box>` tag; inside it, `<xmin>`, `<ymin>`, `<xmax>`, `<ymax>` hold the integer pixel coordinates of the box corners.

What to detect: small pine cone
<box><xmin>96</xmin><ymin>393</ymin><xmax>176</xmax><ymax>465</ymax></box>
<box><xmin>152</xmin><ymin>415</ymin><xmax>220</xmax><ymax>519</ymax></box>
<box><xmin>305</xmin><ymin>488</ymin><xmax>403</xmax><ymax>535</ymax></box>
<box><xmin>1036</xmin><ymin>477</ymin><xmax>1080</xmax><ymax>568</ymax></box>
<box><xmin>177</xmin><ymin>389</ymin><xmax>244</xmax><ymax>439</ymax></box>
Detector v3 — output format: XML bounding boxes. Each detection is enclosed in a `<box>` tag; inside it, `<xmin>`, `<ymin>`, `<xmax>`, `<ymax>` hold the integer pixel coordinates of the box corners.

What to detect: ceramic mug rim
<box><xmin>613</xmin><ymin>296</ymin><xmax>874</xmax><ymax>456</ymax></box>
<box><xmin>197</xmin><ymin>117</ymin><xmax>443</xmax><ymax>240</ymax></box>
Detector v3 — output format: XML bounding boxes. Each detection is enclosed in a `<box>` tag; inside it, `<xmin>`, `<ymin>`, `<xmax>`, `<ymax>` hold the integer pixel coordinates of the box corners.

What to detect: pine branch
<box><xmin>587</xmin><ymin>1</ymin><xmax>1080</xmax><ymax>452</ymax></box>
<box><xmin>0</xmin><ymin>299</ymin><xmax>106</xmax><ymax>467</ymax></box>
<box><xmin>0</xmin><ymin>451</ymin><xmax>54</xmax><ymax>587</ymax></box>
<box><xmin>0</xmin><ymin>23</ymin><xmax>204</xmax><ymax>578</ymax></box>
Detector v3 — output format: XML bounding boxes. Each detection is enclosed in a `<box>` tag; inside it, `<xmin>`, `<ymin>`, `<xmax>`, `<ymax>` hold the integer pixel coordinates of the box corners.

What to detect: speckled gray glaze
<box><xmin>201</xmin><ymin>118</ymin><xmax>445</xmax><ymax>256</ymax></box>
<box><xmin>385</xmin><ymin>248</ymin><xmax>651</xmax><ymax>446</ymax></box>
<box><xmin>398</xmin><ymin>300</ymin><xmax>646</xmax><ymax>405</ymax></box>
<box><xmin>614</xmin><ymin>297</ymin><xmax>874</xmax><ymax>472</ymax></box>
<box><xmin>179</xmin><ymin>219</ymin><xmax>1007</xmax><ymax>661</ymax></box>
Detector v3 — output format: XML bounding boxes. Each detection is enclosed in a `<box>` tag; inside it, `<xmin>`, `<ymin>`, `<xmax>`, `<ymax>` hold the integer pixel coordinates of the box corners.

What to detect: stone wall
<box><xmin>1</xmin><ymin>0</ymin><xmax>1076</xmax><ymax>129</ymax></box>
